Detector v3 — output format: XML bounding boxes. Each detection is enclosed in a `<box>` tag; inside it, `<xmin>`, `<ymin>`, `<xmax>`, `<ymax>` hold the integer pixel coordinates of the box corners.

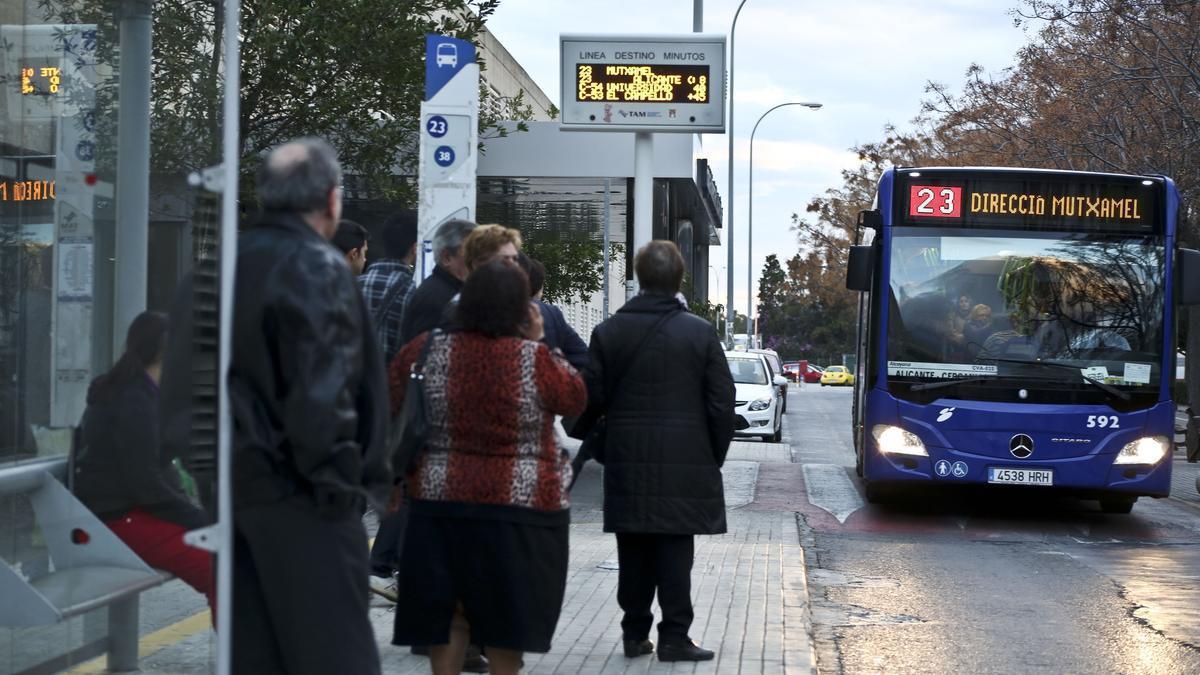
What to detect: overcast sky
<box><xmin>487</xmin><ymin>0</ymin><xmax>1033</xmax><ymax>316</ymax></box>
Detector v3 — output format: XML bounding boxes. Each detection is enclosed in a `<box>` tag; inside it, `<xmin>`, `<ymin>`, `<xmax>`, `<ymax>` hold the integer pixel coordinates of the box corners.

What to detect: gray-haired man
<box><xmin>229</xmin><ymin>138</ymin><xmax>389</xmax><ymax>674</ymax></box>
<box><xmin>398</xmin><ymin>218</ymin><xmax>477</xmax><ymax>344</ymax></box>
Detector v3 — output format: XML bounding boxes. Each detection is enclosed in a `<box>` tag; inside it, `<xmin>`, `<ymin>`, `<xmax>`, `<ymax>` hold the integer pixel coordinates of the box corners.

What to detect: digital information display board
<box><xmin>560</xmin><ymin>34</ymin><xmax>725</xmax><ymax>133</ymax></box>
<box><xmin>896</xmin><ymin>169</ymin><xmax>1163</xmax><ymax>232</ymax></box>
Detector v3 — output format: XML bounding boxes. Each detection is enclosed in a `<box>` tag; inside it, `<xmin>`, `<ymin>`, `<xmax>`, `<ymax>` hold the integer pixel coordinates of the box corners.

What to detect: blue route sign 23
<box><xmin>426</xmin><ymin>115</ymin><xmax>449</xmax><ymax>138</ymax></box>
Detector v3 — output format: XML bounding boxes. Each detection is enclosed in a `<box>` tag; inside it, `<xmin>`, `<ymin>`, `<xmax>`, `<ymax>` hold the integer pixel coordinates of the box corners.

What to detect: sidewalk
<box><xmin>371</xmin><ymin>512</ymin><xmax>814</xmax><ymax>675</ymax></box>
<box><xmin>63</xmin><ymin>441</ymin><xmax>817</xmax><ymax>674</ymax></box>
<box><xmin>374</xmin><ymin>440</ymin><xmax>816</xmax><ymax>674</ymax></box>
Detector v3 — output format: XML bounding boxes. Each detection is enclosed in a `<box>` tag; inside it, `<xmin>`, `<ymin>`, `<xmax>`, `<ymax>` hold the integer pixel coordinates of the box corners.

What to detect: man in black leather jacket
<box><xmin>229</xmin><ymin>138</ymin><xmax>389</xmax><ymax>675</ymax></box>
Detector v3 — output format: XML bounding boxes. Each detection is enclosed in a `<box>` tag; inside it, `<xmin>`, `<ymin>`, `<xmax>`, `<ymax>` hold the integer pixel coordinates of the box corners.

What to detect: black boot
<box><xmin>657</xmin><ymin>638</ymin><xmax>714</xmax><ymax>662</ymax></box>
<box><xmin>623</xmin><ymin>638</ymin><xmax>654</xmax><ymax>658</ymax></box>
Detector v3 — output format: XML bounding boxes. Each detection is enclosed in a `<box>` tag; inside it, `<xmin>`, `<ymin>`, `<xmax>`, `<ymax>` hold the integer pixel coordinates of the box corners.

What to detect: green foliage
<box><xmin>522</xmin><ymin>233</ymin><xmax>622</xmax><ymax>305</ymax></box>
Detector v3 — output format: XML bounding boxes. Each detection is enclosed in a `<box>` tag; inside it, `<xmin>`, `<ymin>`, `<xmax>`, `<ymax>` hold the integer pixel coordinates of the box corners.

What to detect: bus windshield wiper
<box><xmin>982</xmin><ymin>356</ymin><xmax>1131</xmax><ymax>401</ymax></box>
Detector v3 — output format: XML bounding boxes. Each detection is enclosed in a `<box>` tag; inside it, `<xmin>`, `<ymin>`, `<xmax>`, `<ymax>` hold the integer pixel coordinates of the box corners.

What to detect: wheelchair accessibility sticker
<box><xmin>934</xmin><ymin>460</ymin><xmax>969</xmax><ymax>479</ymax></box>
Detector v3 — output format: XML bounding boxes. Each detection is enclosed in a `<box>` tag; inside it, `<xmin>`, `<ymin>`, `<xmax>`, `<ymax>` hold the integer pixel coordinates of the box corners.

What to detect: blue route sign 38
<box><xmin>434</xmin><ymin>146</ymin><xmax>456</xmax><ymax>167</ymax></box>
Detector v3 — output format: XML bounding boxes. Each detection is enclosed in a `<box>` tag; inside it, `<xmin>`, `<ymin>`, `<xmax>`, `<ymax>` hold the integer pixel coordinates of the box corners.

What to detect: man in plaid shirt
<box><xmin>359</xmin><ymin>210</ymin><xmax>418</xmax><ymax>365</ymax></box>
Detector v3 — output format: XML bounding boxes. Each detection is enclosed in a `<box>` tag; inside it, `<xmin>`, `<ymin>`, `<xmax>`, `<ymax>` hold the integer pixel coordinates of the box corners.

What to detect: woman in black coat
<box><xmin>75</xmin><ymin>311</ymin><xmax>214</xmax><ymax>615</ymax></box>
<box><xmin>583</xmin><ymin>241</ymin><xmax>735</xmax><ymax>663</ymax></box>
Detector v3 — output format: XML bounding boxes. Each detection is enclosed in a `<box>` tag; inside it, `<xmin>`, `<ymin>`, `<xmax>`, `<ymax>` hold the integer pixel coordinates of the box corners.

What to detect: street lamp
<box><xmin>725</xmin><ymin>0</ymin><xmax>750</xmax><ymax>345</ymax></box>
<box><xmin>747</xmin><ymin>101</ymin><xmax>822</xmax><ymax>344</ymax></box>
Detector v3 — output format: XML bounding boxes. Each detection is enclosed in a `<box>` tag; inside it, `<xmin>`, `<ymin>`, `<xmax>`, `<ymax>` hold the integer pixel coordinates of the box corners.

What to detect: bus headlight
<box><xmin>871</xmin><ymin>425</ymin><xmax>928</xmax><ymax>457</ymax></box>
<box><xmin>1113</xmin><ymin>436</ymin><xmax>1169</xmax><ymax>465</ymax></box>
<box><xmin>748</xmin><ymin>397</ymin><xmax>772</xmax><ymax>411</ymax></box>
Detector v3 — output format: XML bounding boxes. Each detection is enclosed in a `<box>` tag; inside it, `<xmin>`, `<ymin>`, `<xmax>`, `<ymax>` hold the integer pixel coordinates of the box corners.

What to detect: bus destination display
<box><xmin>575</xmin><ymin>64</ymin><xmax>709</xmax><ymax>104</ymax></box>
<box><xmin>900</xmin><ymin>173</ymin><xmax>1161</xmax><ymax>230</ymax></box>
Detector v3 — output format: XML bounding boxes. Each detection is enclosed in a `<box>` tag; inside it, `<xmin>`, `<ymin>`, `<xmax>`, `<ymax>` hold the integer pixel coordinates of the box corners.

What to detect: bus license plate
<box><xmin>988</xmin><ymin>467</ymin><xmax>1054</xmax><ymax>486</ymax></box>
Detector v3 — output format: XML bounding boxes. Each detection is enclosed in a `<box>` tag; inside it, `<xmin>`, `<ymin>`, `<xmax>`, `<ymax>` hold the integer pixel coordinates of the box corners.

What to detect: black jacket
<box><xmin>400</xmin><ymin>264</ymin><xmax>463</xmax><ymax>346</ymax></box>
<box><xmin>539</xmin><ymin>301</ymin><xmax>589</xmax><ymax>371</ymax></box>
<box><xmin>75</xmin><ymin>375</ymin><xmax>208</xmax><ymax>528</ymax></box>
<box><xmin>584</xmin><ymin>293</ymin><xmax>735</xmax><ymax>535</ymax></box>
<box><xmin>229</xmin><ymin>211</ymin><xmax>390</xmax><ymax>515</ymax></box>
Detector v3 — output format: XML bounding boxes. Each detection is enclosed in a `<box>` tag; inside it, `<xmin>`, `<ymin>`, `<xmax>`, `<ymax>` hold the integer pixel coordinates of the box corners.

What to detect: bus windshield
<box><xmin>886</xmin><ymin>229</ymin><xmax>1165</xmax><ymax>388</ymax></box>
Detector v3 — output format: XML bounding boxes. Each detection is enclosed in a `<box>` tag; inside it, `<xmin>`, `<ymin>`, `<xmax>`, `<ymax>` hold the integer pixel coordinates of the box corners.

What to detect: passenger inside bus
<box><xmin>962</xmin><ymin>304</ymin><xmax>995</xmax><ymax>358</ymax></box>
<box><xmin>978</xmin><ymin>312</ymin><xmax>1035</xmax><ymax>360</ymax></box>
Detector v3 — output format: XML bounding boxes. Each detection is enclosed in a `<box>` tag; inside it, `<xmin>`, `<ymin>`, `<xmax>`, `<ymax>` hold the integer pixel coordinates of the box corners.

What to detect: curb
<box><xmin>784</xmin><ymin>513</ymin><xmax>819</xmax><ymax>674</ymax></box>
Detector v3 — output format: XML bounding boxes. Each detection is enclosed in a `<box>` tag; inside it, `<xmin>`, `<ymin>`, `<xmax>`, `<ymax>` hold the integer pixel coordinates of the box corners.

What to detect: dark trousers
<box><xmin>233</xmin><ymin>496</ymin><xmax>381</xmax><ymax>675</ymax></box>
<box><xmin>369</xmin><ymin>504</ymin><xmax>408</xmax><ymax>576</ymax></box>
<box><xmin>615</xmin><ymin>533</ymin><xmax>695</xmax><ymax>642</ymax></box>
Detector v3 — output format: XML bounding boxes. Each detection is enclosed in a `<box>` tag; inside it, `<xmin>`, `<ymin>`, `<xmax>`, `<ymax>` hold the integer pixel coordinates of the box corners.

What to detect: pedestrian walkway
<box><xmin>377</xmin><ymin>511</ymin><xmax>814</xmax><ymax>675</ymax></box>
<box><xmin>103</xmin><ymin>435</ymin><xmax>818</xmax><ymax>674</ymax></box>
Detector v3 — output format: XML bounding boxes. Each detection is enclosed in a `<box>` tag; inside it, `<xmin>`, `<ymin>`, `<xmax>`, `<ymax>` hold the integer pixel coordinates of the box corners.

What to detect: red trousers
<box><xmin>106</xmin><ymin>508</ymin><xmax>216</xmax><ymax>621</ymax></box>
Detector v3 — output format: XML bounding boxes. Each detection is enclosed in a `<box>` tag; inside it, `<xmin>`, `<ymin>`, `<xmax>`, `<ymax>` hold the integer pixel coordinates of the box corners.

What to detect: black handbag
<box><xmin>570</xmin><ymin>311</ymin><xmax>680</xmax><ymax>464</ymax></box>
<box><xmin>388</xmin><ymin>330</ymin><xmax>438</xmax><ymax>474</ymax></box>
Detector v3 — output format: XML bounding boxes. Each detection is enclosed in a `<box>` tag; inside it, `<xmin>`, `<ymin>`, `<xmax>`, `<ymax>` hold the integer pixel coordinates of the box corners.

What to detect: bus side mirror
<box><xmin>856</xmin><ymin>210</ymin><xmax>882</xmax><ymax>230</ymax></box>
<box><xmin>846</xmin><ymin>245</ymin><xmax>874</xmax><ymax>292</ymax></box>
<box><xmin>1178</xmin><ymin>248</ymin><xmax>1200</xmax><ymax>306</ymax></box>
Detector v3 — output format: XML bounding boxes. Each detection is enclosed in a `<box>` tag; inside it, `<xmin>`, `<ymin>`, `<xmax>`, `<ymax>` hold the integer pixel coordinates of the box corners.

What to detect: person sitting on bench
<box><xmin>74</xmin><ymin>311</ymin><xmax>215</xmax><ymax>618</ymax></box>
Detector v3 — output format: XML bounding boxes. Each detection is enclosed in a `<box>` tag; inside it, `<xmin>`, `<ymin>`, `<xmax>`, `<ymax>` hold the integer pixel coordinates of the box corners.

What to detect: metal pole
<box><xmin>602</xmin><ymin>177</ymin><xmax>611</xmax><ymax>318</ymax></box>
<box><xmin>694</xmin><ymin>0</ymin><xmax>703</xmax><ymax>31</ymax></box>
<box><xmin>631</xmin><ymin>131</ymin><xmax>654</xmax><ymax>299</ymax></box>
<box><xmin>217</xmin><ymin>0</ymin><xmax>242</xmax><ymax>671</ymax></box>
<box><xmin>725</xmin><ymin>0</ymin><xmax>749</xmax><ymax>345</ymax></box>
<box><xmin>113</xmin><ymin>0</ymin><xmax>152</xmax><ymax>355</ymax></box>
<box><xmin>747</xmin><ymin>101</ymin><xmax>822</xmax><ymax>347</ymax></box>
<box><xmin>748</xmin><ymin>126</ymin><xmax>754</xmax><ymax>343</ymax></box>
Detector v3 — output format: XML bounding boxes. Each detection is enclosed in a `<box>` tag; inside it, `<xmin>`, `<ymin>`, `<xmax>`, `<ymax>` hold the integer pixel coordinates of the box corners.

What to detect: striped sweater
<box><xmin>389</xmin><ymin>331</ymin><xmax>587</xmax><ymax>515</ymax></box>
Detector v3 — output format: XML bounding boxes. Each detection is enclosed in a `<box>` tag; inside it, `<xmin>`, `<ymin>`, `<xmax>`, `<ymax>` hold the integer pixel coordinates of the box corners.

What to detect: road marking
<box><xmin>802</xmin><ymin>463</ymin><xmax>865</xmax><ymax>524</ymax></box>
<box><xmin>68</xmin><ymin>610</ymin><xmax>212</xmax><ymax>673</ymax></box>
<box><xmin>1169</xmin><ymin>496</ymin><xmax>1200</xmax><ymax>513</ymax></box>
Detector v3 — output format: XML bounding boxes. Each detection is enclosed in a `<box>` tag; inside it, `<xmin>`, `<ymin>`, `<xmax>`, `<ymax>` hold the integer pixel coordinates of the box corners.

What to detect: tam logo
<box><xmin>936</xmin><ymin>407</ymin><xmax>956</xmax><ymax>423</ymax></box>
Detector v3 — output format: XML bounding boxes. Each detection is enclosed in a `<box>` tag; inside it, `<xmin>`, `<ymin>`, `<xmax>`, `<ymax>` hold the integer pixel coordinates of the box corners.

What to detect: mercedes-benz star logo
<box><xmin>1010</xmin><ymin>434</ymin><xmax>1034</xmax><ymax>459</ymax></box>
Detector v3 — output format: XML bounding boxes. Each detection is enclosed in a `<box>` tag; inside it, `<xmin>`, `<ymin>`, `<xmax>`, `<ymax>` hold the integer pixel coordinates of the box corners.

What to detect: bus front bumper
<box><xmin>864</xmin><ymin>446</ymin><xmax>1172</xmax><ymax>498</ymax></box>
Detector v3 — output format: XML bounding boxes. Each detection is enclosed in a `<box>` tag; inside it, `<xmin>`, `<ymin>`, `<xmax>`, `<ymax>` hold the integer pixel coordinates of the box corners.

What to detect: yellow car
<box><xmin>820</xmin><ymin>365</ymin><xmax>855</xmax><ymax>387</ymax></box>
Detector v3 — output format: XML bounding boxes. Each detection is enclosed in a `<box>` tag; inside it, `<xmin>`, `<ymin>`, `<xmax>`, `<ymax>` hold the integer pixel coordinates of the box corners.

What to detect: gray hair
<box><xmin>257</xmin><ymin>137</ymin><xmax>342</xmax><ymax>213</ymax></box>
<box><xmin>432</xmin><ymin>219</ymin><xmax>477</xmax><ymax>260</ymax></box>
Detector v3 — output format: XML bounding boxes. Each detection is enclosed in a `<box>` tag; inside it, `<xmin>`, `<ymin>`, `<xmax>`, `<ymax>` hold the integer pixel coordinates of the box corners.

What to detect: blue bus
<box><xmin>846</xmin><ymin>167</ymin><xmax>1200</xmax><ymax>513</ymax></box>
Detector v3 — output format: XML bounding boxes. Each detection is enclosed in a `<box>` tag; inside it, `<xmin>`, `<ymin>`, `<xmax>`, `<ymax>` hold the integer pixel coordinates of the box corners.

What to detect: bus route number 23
<box><xmin>909</xmin><ymin>185</ymin><xmax>962</xmax><ymax>218</ymax></box>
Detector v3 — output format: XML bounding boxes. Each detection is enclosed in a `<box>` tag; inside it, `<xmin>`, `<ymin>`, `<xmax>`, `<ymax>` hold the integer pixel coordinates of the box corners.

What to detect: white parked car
<box><xmin>726</xmin><ymin>351</ymin><xmax>786</xmax><ymax>442</ymax></box>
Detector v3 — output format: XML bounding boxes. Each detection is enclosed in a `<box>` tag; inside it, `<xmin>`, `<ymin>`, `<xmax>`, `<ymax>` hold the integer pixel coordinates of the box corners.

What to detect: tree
<box><xmin>522</xmin><ymin>235</ymin><xmax>622</xmax><ymax>305</ymax></box>
<box><xmin>756</xmin><ymin>254</ymin><xmax>787</xmax><ymax>337</ymax></box>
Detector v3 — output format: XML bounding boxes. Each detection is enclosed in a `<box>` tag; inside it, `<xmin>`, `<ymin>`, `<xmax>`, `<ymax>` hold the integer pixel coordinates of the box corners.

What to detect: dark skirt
<box><xmin>391</xmin><ymin>503</ymin><xmax>569</xmax><ymax>653</ymax></box>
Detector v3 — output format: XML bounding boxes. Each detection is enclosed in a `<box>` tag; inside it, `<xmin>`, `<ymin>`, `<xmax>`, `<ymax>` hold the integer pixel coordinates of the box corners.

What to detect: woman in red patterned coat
<box><xmin>388</xmin><ymin>259</ymin><xmax>587</xmax><ymax>675</ymax></box>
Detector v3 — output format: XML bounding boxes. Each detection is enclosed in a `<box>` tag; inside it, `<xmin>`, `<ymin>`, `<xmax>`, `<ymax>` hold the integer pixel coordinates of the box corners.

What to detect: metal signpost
<box><xmin>417</xmin><ymin>34</ymin><xmax>479</xmax><ymax>280</ymax></box>
<box><xmin>560</xmin><ymin>33</ymin><xmax>726</xmax><ymax>297</ymax></box>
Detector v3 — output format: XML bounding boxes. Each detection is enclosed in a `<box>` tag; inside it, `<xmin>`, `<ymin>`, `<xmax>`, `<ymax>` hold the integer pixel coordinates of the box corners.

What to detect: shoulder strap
<box><xmin>608</xmin><ymin>310</ymin><xmax>680</xmax><ymax>396</ymax></box>
<box><xmin>413</xmin><ymin>328</ymin><xmax>439</xmax><ymax>372</ymax></box>
<box><xmin>371</xmin><ymin>271</ymin><xmax>409</xmax><ymax>327</ymax></box>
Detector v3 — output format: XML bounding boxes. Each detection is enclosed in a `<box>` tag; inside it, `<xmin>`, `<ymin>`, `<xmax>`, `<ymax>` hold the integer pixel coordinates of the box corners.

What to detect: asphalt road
<box><xmin>781</xmin><ymin>384</ymin><xmax>1200</xmax><ymax>673</ymax></box>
